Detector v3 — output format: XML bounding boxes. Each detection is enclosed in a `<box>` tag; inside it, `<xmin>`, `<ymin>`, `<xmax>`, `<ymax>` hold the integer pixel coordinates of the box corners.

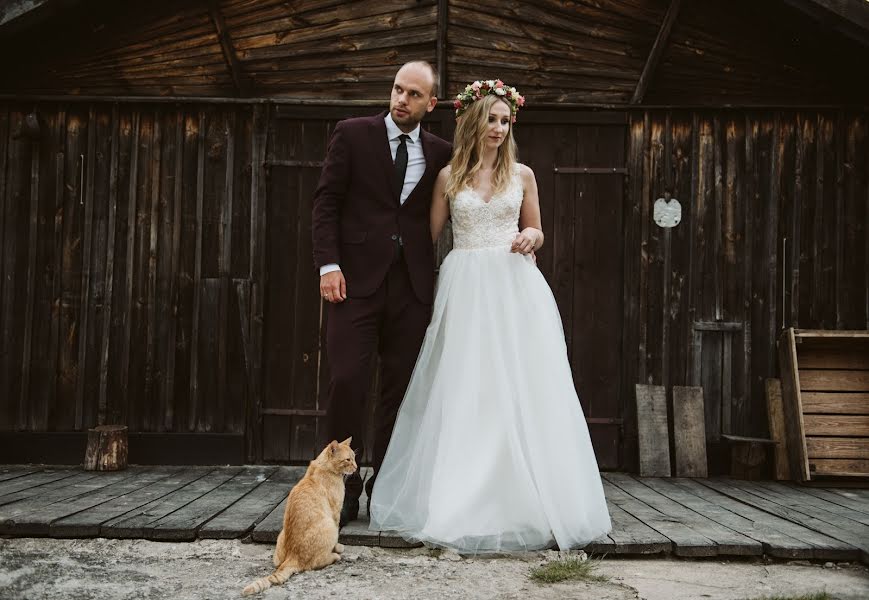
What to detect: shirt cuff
<box><xmin>319</xmin><ymin>263</ymin><xmax>341</xmax><ymax>276</ymax></box>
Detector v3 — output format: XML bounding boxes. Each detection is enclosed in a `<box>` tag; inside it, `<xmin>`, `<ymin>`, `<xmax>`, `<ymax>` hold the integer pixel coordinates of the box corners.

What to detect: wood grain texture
<box><xmin>672</xmin><ymin>386</ymin><xmax>707</xmax><ymax>477</ymax></box>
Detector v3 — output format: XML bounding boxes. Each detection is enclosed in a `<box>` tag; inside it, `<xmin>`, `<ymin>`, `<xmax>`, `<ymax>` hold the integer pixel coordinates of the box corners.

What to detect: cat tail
<box><xmin>241</xmin><ymin>562</ymin><xmax>299</xmax><ymax>596</ymax></box>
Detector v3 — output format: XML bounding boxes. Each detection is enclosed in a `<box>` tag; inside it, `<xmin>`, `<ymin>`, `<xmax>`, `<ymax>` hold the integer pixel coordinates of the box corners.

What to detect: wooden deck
<box><xmin>1</xmin><ymin>465</ymin><xmax>867</xmax><ymax>564</ymax></box>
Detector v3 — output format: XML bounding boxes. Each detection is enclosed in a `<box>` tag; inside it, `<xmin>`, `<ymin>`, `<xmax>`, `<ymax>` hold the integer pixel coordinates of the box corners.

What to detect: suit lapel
<box><xmin>369</xmin><ymin>114</ymin><xmax>399</xmax><ymax>205</ymax></box>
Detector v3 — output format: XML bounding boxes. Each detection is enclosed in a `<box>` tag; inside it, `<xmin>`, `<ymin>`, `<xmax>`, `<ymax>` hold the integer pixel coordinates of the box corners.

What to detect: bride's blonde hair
<box><xmin>445</xmin><ymin>94</ymin><xmax>518</xmax><ymax>200</ymax></box>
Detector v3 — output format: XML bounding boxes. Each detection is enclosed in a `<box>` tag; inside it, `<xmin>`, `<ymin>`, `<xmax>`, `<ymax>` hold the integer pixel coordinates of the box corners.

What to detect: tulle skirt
<box><xmin>369</xmin><ymin>246</ymin><xmax>612</xmax><ymax>553</ymax></box>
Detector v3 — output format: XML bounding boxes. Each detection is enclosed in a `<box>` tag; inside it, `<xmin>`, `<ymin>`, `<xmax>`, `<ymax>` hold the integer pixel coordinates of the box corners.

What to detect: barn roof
<box><xmin>1</xmin><ymin>0</ymin><xmax>867</xmax><ymax>106</ymax></box>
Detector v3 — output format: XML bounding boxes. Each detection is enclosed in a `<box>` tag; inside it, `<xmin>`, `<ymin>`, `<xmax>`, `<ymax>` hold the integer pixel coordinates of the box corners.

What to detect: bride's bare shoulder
<box><xmin>437</xmin><ymin>164</ymin><xmax>452</xmax><ymax>181</ymax></box>
<box><xmin>517</xmin><ymin>163</ymin><xmax>536</xmax><ymax>181</ymax></box>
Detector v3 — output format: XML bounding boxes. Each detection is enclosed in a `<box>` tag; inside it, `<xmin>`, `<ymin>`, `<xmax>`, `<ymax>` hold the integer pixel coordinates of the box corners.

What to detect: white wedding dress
<box><xmin>369</xmin><ymin>164</ymin><xmax>612</xmax><ymax>553</ymax></box>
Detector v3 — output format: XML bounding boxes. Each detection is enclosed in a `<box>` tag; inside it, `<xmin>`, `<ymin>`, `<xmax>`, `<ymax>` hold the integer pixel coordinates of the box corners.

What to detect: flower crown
<box><xmin>453</xmin><ymin>80</ymin><xmax>525</xmax><ymax>123</ymax></box>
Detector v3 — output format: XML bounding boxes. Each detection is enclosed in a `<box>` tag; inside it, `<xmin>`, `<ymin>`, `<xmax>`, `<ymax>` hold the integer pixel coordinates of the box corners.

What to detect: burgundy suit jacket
<box><xmin>312</xmin><ymin>112</ymin><xmax>452</xmax><ymax>304</ymax></box>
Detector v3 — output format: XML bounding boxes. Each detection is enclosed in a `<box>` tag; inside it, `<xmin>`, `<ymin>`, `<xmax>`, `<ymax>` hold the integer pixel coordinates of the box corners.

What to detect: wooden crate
<box><xmin>777</xmin><ymin>329</ymin><xmax>869</xmax><ymax>481</ymax></box>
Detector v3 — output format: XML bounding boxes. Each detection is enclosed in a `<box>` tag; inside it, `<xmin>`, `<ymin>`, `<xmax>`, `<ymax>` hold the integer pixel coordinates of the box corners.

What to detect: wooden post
<box><xmin>635</xmin><ymin>384</ymin><xmax>671</xmax><ymax>476</ymax></box>
<box><xmin>673</xmin><ymin>386</ymin><xmax>708</xmax><ymax>477</ymax></box>
<box><xmin>83</xmin><ymin>425</ymin><xmax>128</xmax><ymax>471</ymax></box>
<box><xmin>765</xmin><ymin>378</ymin><xmax>791</xmax><ymax>480</ymax></box>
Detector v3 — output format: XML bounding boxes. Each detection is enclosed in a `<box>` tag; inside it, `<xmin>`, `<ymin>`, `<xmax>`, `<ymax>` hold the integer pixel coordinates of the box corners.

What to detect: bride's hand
<box><xmin>511</xmin><ymin>228</ymin><xmax>539</xmax><ymax>255</ymax></box>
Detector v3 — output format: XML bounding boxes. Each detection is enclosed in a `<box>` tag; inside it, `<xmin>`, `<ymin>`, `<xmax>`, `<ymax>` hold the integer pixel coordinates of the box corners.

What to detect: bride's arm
<box><xmin>515</xmin><ymin>164</ymin><xmax>544</xmax><ymax>253</ymax></box>
<box><xmin>430</xmin><ymin>167</ymin><xmax>451</xmax><ymax>242</ymax></box>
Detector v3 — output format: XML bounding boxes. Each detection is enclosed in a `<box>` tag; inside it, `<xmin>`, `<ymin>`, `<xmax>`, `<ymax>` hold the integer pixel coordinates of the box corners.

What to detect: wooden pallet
<box><xmin>777</xmin><ymin>329</ymin><xmax>869</xmax><ymax>481</ymax></box>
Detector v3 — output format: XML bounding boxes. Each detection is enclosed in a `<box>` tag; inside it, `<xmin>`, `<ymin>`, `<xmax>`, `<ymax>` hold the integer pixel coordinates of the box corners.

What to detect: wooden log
<box><xmin>722</xmin><ymin>434</ymin><xmax>776</xmax><ymax>480</ymax></box>
<box><xmin>635</xmin><ymin>384</ymin><xmax>671</xmax><ymax>476</ymax></box>
<box><xmin>83</xmin><ymin>425</ymin><xmax>128</xmax><ymax>471</ymax></box>
<box><xmin>766</xmin><ymin>378</ymin><xmax>791</xmax><ymax>480</ymax></box>
<box><xmin>672</xmin><ymin>386</ymin><xmax>707</xmax><ymax>477</ymax></box>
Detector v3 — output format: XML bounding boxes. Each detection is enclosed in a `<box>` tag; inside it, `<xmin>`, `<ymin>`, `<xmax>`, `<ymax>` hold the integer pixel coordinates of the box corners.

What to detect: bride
<box><xmin>369</xmin><ymin>80</ymin><xmax>612</xmax><ymax>553</ymax></box>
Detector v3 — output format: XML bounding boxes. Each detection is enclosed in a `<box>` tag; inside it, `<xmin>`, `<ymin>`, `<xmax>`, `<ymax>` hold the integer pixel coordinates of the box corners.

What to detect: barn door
<box><xmin>513</xmin><ymin>112</ymin><xmax>628</xmax><ymax>469</ymax></box>
<box><xmin>258</xmin><ymin>107</ymin><xmax>447</xmax><ymax>464</ymax></box>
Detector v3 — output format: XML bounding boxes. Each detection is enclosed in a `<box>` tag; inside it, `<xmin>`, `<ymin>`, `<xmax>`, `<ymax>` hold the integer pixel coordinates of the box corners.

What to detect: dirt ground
<box><xmin>1</xmin><ymin>538</ymin><xmax>868</xmax><ymax>600</ymax></box>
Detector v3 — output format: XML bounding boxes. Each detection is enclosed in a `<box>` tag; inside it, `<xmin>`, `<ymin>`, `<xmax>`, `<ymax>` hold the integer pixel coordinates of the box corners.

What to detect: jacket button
<box><xmin>391</xmin><ymin>234</ymin><xmax>398</xmax><ymax>241</ymax></box>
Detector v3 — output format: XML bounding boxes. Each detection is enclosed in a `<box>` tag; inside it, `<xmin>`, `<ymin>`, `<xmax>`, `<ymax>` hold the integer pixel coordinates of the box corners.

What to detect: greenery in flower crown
<box><xmin>453</xmin><ymin>80</ymin><xmax>525</xmax><ymax>122</ymax></box>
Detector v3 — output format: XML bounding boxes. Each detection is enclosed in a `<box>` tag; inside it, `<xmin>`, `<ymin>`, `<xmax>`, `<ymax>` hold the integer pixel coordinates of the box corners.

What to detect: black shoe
<box><xmin>339</xmin><ymin>496</ymin><xmax>359</xmax><ymax>528</ymax></box>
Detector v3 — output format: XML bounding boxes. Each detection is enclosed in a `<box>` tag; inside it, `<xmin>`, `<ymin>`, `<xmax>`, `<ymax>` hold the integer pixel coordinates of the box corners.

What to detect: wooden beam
<box><xmin>207</xmin><ymin>2</ymin><xmax>250</xmax><ymax>97</ymax></box>
<box><xmin>436</xmin><ymin>0</ymin><xmax>448</xmax><ymax>98</ymax></box>
<box><xmin>631</xmin><ymin>0</ymin><xmax>682</xmax><ymax>105</ymax></box>
<box><xmin>782</xmin><ymin>0</ymin><xmax>869</xmax><ymax>47</ymax></box>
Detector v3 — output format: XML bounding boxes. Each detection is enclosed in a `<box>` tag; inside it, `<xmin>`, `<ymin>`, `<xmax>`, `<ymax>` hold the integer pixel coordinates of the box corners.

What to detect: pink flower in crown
<box><xmin>517</xmin><ymin>95</ymin><xmax>526</xmax><ymax>107</ymax></box>
<box><xmin>454</xmin><ymin>99</ymin><xmax>462</xmax><ymax>109</ymax></box>
<box><xmin>471</xmin><ymin>81</ymin><xmax>481</xmax><ymax>91</ymax></box>
<box><xmin>495</xmin><ymin>80</ymin><xmax>504</xmax><ymax>88</ymax></box>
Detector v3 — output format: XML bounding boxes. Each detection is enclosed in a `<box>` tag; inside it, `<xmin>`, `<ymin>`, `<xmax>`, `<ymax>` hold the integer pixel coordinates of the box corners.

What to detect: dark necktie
<box><xmin>394</xmin><ymin>134</ymin><xmax>410</xmax><ymax>200</ymax></box>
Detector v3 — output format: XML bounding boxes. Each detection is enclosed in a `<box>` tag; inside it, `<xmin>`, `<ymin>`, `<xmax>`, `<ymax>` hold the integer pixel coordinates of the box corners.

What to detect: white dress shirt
<box><xmin>320</xmin><ymin>113</ymin><xmax>425</xmax><ymax>277</ymax></box>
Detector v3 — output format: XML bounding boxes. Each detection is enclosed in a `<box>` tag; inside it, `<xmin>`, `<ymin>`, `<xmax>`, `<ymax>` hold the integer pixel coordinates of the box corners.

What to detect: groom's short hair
<box><xmin>399</xmin><ymin>61</ymin><xmax>439</xmax><ymax>97</ymax></box>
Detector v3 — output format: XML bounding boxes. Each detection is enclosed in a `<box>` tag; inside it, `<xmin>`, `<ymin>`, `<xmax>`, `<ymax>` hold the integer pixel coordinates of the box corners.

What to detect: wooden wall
<box><xmin>2</xmin><ymin>0</ymin><xmax>868</xmax><ymax>106</ymax></box>
<box><xmin>0</xmin><ymin>102</ymin><xmax>266</xmax><ymax>444</ymax></box>
<box><xmin>623</xmin><ymin>110</ymin><xmax>869</xmax><ymax>467</ymax></box>
<box><xmin>0</xmin><ymin>100</ymin><xmax>866</xmax><ymax>469</ymax></box>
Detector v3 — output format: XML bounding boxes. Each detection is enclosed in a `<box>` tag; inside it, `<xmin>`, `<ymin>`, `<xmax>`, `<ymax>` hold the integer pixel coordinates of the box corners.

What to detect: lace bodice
<box><xmin>450</xmin><ymin>165</ymin><xmax>524</xmax><ymax>250</ymax></box>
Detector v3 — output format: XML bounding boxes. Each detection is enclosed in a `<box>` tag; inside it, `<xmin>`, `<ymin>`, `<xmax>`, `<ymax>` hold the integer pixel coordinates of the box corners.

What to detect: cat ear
<box><xmin>328</xmin><ymin>440</ymin><xmax>339</xmax><ymax>454</ymax></box>
<box><xmin>340</xmin><ymin>436</ymin><xmax>352</xmax><ymax>446</ymax></box>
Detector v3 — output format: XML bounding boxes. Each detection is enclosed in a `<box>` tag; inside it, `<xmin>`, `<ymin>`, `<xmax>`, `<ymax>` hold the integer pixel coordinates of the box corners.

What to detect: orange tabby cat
<box><xmin>241</xmin><ymin>437</ymin><xmax>357</xmax><ymax>596</ymax></box>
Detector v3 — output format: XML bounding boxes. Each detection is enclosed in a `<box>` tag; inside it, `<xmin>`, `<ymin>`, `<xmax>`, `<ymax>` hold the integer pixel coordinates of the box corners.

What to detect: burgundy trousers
<box><xmin>325</xmin><ymin>250</ymin><xmax>431</xmax><ymax>499</ymax></box>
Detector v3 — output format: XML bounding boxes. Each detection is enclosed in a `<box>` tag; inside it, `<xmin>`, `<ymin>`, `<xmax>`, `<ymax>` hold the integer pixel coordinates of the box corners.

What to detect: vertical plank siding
<box><xmin>628</xmin><ymin>110</ymin><xmax>869</xmax><ymax>456</ymax></box>
<box><xmin>0</xmin><ymin>102</ymin><xmax>253</xmax><ymax>440</ymax></box>
<box><xmin>0</xmin><ymin>103</ymin><xmax>866</xmax><ymax>471</ymax></box>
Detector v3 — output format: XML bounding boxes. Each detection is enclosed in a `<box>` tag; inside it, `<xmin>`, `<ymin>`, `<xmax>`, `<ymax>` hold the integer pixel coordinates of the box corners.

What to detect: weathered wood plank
<box><xmin>766</xmin><ymin>378</ymin><xmax>791</xmax><ymax>480</ymax></box>
<box><xmin>697</xmin><ymin>478</ymin><xmax>859</xmax><ymax>560</ymax></box>
<box><xmin>799</xmin><ymin>370</ymin><xmax>869</xmax><ymax>392</ymax></box>
<box><xmin>601</xmin><ymin>501</ymin><xmax>670</xmax><ymax>555</ymax></box>
<box><xmin>146</xmin><ymin>466</ymin><xmax>268</xmax><ymax>541</ymax></box>
<box><xmin>342</xmin><ymin>518</ymin><xmax>382</xmax><ymax>547</ymax></box>
<box><xmin>0</xmin><ymin>469</ymin><xmax>81</xmax><ymax>503</ymax></box>
<box><xmin>602</xmin><ymin>476</ymin><xmax>715</xmax><ymax>556</ymax></box>
<box><xmin>806</xmin><ymin>437</ymin><xmax>869</xmax><ymax>460</ymax></box>
<box><xmin>635</xmin><ymin>384</ymin><xmax>671</xmax><ymax>477</ymax></box>
<box><xmin>809</xmin><ymin>458</ymin><xmax>869</xmax><ymax>477</ymax></box>
<box><xmin>620</xmin><ymin>114</ymin><xmax>643</xmax><ymax>473</ymax></box>
<box><xmin>19</xmin><ymin>117</ymin><xmax>40</xmax><ymax>428</ymax></box>
<box><xmin>607</xmin><ymin>473</ymin><xmax>758</xmax><ymax>555</ymax></box>
<box><xmin>753</xmin><ymin>481</ymin><xmax>869</xmax><ymax>528</ymax></box>
<box><xmin>0</xmin><ymin>466</ymin><xmax>41</xmax><ymax>484</ymax></box>
<box><xmin>142</xmin><ymin>110</ymin><xmax>162</xmax><ymax>432</ymax></box>
<box><xmin>725</xmin><ymin>478</ymin><xmax>869</xmax><ymax>561</ymax></box>
<box><xmin>801</xmin><ymin>393</ymin><xmax>869</xmax><ymax>414</ymax></box>
<box><xmin>250</xmin><ymin>495</ymin><xmax>286</xmax><ymax>543</ymax></box>
<box><xmin>188</xmin><ymin>110</ymin><xmax>205</xmax><ymax>431</ymax></box>
<box><xmin>101</xmin><ymin>467</ymin><xmax>231</xmax><ymax>538</ymax></box>
<box><xmin>778</xmin><ymin>328</ymin><xmax>810</xmax><ymax>480</ymax></box>
<box><xmin>162</xmin><ymin>110</ymin><xmax>185</xmax><ymax>431</ymax></box>
<box><xmin>73</xmin><ymin>105</ymin><xmax>97</xmax><ymax>430</ymax></box>
<box><xmin>117</xmin><ymin>111</ymin><xmax>140</xmax><ymax>426</ymax></box>
<box><xmin>803</xmin><ymin>415</ymin><xmax>869</xmax><ymax>437</ymax></box>
<box><xmin>793</xmin><ymin>485</ymin><xmax>869</xmax><ymax>519</ymax></box>
<box><xmin>667</xmin><ymin>477</ymin><xmax>815</xmax><ymax>559</ymax></box>
<box><xmin>198</xmin><ymin>466</ymin><xmax>301</xmax><ymax>539</ymax></box>
<box><xmin>97</xmin><ymin>105</ymin><xmax>119</xmax><ymax>426</ymax></box>
<box><xmin>0</xmin><ymin>469</ymin><xmax>139</xmax><ymax>533</ymax></box>
<box><xmin>49</xmin><ymin>467</ymin><xmax>202</xmax><ymax>537</ymax></box>
<box><xmin>8</xmin><ymin>469</ymin><xmax>172</xmax><ymax>537</ymax></box>
<box><xmin>672</xmin><ymin>386</ymin><xmax>707</xmax><ymax>477</ymax></box>
<box><xmin>798</xmin><ymin>347</ymin><xmax>869</xmax><ymax>370</ymax></box>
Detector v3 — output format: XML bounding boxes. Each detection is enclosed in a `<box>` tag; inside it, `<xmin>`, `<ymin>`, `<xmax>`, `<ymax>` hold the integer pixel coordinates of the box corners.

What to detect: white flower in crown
<box><xmin>453</xmin><ymin>79</ymin><xmax>525</xmax><ymax>123</ymax></box>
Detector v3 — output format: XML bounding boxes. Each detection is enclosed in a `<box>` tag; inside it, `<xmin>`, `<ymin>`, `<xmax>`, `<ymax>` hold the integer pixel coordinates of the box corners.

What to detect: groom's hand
<box><xmin>320</xmin><ymin>271</ymin><xmax>347</xmax><ymax>303</ymax></box>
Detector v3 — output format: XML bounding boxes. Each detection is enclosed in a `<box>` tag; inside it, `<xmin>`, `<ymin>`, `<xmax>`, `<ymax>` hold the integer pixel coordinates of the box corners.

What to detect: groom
<box><xmin>311</xmin><ymin>61</ymin><xmax>452</xmax><ymax>526</ymax></box>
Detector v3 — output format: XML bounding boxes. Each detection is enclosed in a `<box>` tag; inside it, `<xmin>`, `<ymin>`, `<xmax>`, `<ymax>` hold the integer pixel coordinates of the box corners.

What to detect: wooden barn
<box><xmin>0</xmin><ymin>0</ymin><xmax>866</xmax><ymax>473</ymax></box>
